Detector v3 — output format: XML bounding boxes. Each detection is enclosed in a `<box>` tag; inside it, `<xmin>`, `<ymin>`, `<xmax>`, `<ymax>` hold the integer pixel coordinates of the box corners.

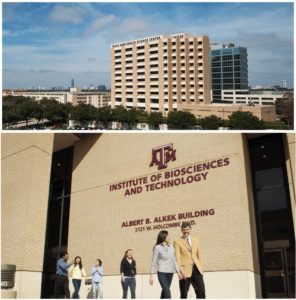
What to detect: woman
<box><xmin>68</xmin><ymin>256</ymin><xmax>86</xmax><ymax>299</ymax></box>
<box><xmin>149</xmin><ymin>230</ymin><xmax>182</xmax><ymax>299</ymax></box>
<box><xmin>120</xmin><ymin>249</ymin><xmax>136</xmax><ymax>299</ymax></box>
<box><xmin>91</xmin><ymin>259</ymin><xmax>104</xmax><ymax>299</ymax></box>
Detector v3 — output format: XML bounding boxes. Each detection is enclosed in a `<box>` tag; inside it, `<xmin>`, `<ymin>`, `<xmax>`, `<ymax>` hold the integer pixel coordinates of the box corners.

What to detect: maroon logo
<box><xmin>150</xmin><ymin>143</ymin><xmax>176</xmax><ymax>170</ymax></box>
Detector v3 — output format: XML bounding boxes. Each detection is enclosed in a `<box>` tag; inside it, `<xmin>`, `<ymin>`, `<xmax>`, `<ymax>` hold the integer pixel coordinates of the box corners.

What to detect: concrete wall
<box><xmin>68</xmin><ymin>271</ymin><xmax>261</xmax><ymax>298</ymax></box>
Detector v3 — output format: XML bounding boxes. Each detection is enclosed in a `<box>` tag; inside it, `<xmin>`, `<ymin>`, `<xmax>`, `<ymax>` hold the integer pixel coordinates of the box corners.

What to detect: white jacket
<box><xmin>69</xmin><ymin>264</ymin><xmax>86</xmax><ymax>279</ymax></box>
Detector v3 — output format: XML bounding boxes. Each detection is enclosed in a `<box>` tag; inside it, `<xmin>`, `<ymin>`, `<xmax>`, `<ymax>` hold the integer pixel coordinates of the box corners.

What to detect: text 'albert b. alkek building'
<box><xmin>2</xmin><ymin>133</ymin><xmax>295</xmax><ymax>298</ymax></box>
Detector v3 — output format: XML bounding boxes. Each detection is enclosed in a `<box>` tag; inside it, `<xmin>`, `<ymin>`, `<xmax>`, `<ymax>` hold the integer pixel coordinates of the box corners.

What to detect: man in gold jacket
<box><xmin>174</xmin><ymin>222</ymin><xmax>206</xmax><ymax>298</ymax></box>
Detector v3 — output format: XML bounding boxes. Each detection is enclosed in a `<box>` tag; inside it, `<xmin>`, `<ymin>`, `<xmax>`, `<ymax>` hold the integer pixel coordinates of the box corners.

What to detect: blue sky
<box><xmin>2</xmin><ymin>2</ymin><xmax>294</xmax><ymax>89</ymax></box>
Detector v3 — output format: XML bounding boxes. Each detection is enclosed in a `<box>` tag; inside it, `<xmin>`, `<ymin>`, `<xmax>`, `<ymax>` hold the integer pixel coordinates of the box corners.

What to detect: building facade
<box><xmin>111</xmin><ymin>33</ymin><xmax>212</xmax><ymax>116</ymax></box>
<box><xmin>179</xmin><ymin>102</ymin><xmax>276</xmax><ymax>121</ymax></box>
<box><xmin>20</xmin><ymin>88</ymin><xmax>111</xmax><ymax>108</ymax></box>
<box><xmin>2</xmin><ymin>133</ymin><xmax>295</xmax><ymax>299</ymax></box>
<box><xmin>221</xmin><ymin>89</ymin><xmax>288</xmax><ymax>105</ymax></box>
<box><xmin>211</xmin><ymin>43</ymin><xmax>248</xmax><ymax>102</ymax></box>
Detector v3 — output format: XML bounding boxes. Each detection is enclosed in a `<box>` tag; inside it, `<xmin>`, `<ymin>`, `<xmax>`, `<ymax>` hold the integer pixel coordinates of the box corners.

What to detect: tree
<box><xmin>63</xmin><ymin>102</ymin><xmax>74</xmax><ymax>124</ymax></box>
<box><xmin>228</xmin><ymin>111</ymin><xmax>265</xmax><ymax>130</ymax></box>
<box><xmin>167</xmin><ymin>111</ymin><xmax>197</xmax><ymax>129</ymax></box>
<box><xmin>137</xmin><ymin>109</ymin><xmax>148</xmax><ymax>124</ymax></box>
<box><xmin>70</xmin><ymin>103</ymin><xmax>96</xmax><ymax>124</ymax></box>
<box><xmin>112</xmin><ymin>106</ymin><xmax>129</xmax><ymax>128</ymax></box>
<box><xmin>275</xmin><ymin>93</ymin><xmax>294</xmax><ymax>128</ymax></box>
<box><xmin>199</xmin><ymin>115</ymin><xmax>223</xmax><ymax>130</ymax></box>
<box><xmin>96</xmin><ymin>106</ymin><xmax>113</xmax><ymax>129</ymax></box>
<box><xmin>147</xmin><ymin>112</ymin><xmax>164</xmax><ymax>129</ymax></box>
<box><xmin>3</xmin><ymin>106</ymin><xmax>20</xmax><ymax>127</ymax></box>
<box><xmin>18</xmin><ymin>99</ymin><xmax>41</xmax><ymax>128</ymax></box>
<box><xmin>40</xmin><ymin>98</ymin><xmax>67</xmax><ymax>124</ymax></box>
<box><xmin>126</xmin><ymin>108</ymin><xmax>139</xmax><ymax>129</ymax></box>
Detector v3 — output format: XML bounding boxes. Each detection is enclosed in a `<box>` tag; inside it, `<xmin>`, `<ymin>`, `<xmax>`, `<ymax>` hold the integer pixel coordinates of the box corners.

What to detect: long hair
<box><xmin>74</xmin><ymin>256</ymin><xmax>83</xmax><ymax>269</ymax></box>
<box><xmin>155</xmin><ymin>230</ymin><xmax>168</xmax><ymax>245</ymax></box>
<box><xmin>123</xmin><ymin>249</ymin><xmax>133</xmax><ymax>259</ymax></box>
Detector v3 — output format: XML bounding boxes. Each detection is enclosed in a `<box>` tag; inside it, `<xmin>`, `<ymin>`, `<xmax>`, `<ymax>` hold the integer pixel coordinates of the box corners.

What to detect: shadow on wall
<box><xmin>72</xmin><ymin>133</ymin><xmax>102</xmax><ymax>172</ymax></box>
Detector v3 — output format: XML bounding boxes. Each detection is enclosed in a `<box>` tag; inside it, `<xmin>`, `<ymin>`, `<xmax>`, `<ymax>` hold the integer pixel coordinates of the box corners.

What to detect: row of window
<box><xmin>212</xmin><ymin>72</ymin><xmax>248</xmax><ymax>78</ymax></box>
<box><xmin>212</xmin><ymin>84</ymin><xmax>245</xmax><ymax>90</ymax></box>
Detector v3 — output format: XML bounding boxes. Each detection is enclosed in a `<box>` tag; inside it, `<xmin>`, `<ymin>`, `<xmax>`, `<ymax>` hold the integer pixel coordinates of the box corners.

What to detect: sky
<box><xmin>2</xmin><ymin>2</ymin><xmax>294</xmax><ymax>89</ymax></box>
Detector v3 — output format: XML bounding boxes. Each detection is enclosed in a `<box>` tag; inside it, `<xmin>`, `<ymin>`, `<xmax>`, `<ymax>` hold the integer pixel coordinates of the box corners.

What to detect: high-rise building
<box><xmin>211</xmin><ymin>43</ymin><xmax>248</xmax><ymax>102</ymax></box>
<box><xmin>111</xmin><ymin>33</ymin><xmax>211</xmax><ymax>115</ymax></box>
<box><xmin>282</xmin><ymin>80</ymin><xmax>287</xmax><ymax>88</ymax></box>
<box><xmin>71</xmin><ymin>79</ymin><xmax>74</xmax><ymax>88</ymax></box>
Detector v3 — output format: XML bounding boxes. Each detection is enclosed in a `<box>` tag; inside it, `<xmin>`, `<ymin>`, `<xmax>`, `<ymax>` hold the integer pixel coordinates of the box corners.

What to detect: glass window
<box><xmin>255</xmin><ymin>168</ymin><xmax>284</xmax><ymax>189</ymax></box>
<box><xmin>257</xmin><ymin>188</ymin><xmax>287</xmax><ymax>212</ymax></box>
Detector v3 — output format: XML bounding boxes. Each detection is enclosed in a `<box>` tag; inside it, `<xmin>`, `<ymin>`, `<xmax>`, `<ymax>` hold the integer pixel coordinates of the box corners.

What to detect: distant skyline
<box><xmin>3</xmin><ymin>2</ymin><xmax>294</xmax><ymax>89</ymax></box>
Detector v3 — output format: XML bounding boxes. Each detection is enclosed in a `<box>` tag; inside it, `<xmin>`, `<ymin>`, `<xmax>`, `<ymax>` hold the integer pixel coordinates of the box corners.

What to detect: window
<box><xmin>41</xmin><ymin>147</ymin><xmax>73</xmax><ymax>298</ymax></box>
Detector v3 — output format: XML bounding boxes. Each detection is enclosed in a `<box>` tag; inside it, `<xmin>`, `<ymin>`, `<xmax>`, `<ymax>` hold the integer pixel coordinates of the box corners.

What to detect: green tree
<box><xmin>63</xmin><ymin>102</ymin><xmax>74</xmax><ymax>124</ymax></box>
<box><xmin>3</xmin><ymin>106</ymin><xmax>20</xmax><ymax>127</ymax></box>
<box><xmin>136</xmin><ymin>109</ymin><xmax>148</xmax><ymax>124</ymax></box>
<box><xmin>40</xmin><ymin>98</ymin><xmax>67</xmax><ymax>124</ymax></box>
<box><xmin>18</xmin><ymin>99</ymin><xmax>41</xmax><ymax>128</ymax></box>
<box><xmin>167</xmin><ymin>111</ymin><xmax>197</xmax><ymax>129</ymax></box>
<box><xmin>147</xmin><ymin>112</ymin><xmax>164</xmax><ymax>129</ymax></box>
<box><xmin>126</xmin><ymin>108</ymin><xmax>139</xmax><ymax>129</ymax></box>
<box><xmin>228</xmin><ymin>111</ymin><xmax>265</xmax><ymax>130</ymax></box>
<box><xmin>199</xmin><ymin>115</ymin><xmax>223</xmax><ymax>130</ymax></box>
<box><xmin>112</xmin><ymin>106</ymin><xmax>129</xmax><ymax>128</ymax></box>
<box><xmin>96</xmin><ymin>106</ymin><xmax>113</xmax><ymax>129</ymax></box>
<box><xmin>275</xmin><ymin>95</ymin><xmax>294</xmax><ymax>128</ymax></box>
<box><xmin>70</xmin><ymin>103</ymin><xmax>97</xmax><ymax>124</ymax></box>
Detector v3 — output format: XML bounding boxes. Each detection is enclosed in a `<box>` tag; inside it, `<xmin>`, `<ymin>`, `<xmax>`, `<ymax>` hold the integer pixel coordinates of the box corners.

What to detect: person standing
<box><xmin>174</xmin><ymin>222</ymin><xmax>206</xmax><ymax>299</ymax></box>
<box><xmin>68</xmin><ymin>256</ymin><xmax>86</xmax><ymax>299</ymax></box>
<box><xmin>55</xmin><ymin>252</ymin><xmax>73</xmax><ymax>298</ymax></box>
<box><xmin>149</xmin><ymin>230</ymin><xmax>182</xmax><ymax>298</ymax></box>
<box><xmin>120</xmin><ymin>249</ymin><xmax>136</xmax><ymax>299</ymax></box>
<box><xmin>91</xmin><ymin>259</ymin><xmax>104</xmax><ymax>299</ymax></box>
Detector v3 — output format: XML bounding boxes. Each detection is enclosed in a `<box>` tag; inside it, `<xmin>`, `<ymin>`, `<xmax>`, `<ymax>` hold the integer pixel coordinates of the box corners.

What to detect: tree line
<box><xmin>2</xmin><ymin>96</ymin><xmax>290</xmax><ymax>130</ymax></box>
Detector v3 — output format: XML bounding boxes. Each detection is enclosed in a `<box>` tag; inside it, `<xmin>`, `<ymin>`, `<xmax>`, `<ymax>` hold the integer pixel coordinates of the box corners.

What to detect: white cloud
<box><xmin>87</xmin><ymin>15</ymin><xmax>116</xmax><ymax>33</ymax></box>
<box><xmin>49</xmin><ymin>5</ymin><xmax>86</xmax><ymax>24</ymax></box>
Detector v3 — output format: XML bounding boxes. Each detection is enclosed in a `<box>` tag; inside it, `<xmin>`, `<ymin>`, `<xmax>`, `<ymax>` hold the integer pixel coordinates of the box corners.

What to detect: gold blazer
<box><xmin>174</xmin><ymin>237</ymin><xmax>203</xmax><ymax>277</ymax></box>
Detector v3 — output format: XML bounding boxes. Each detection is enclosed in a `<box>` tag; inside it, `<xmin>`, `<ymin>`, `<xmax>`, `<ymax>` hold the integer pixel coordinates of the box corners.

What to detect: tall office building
<box><xmin>111</xmin><ymin>33</ymin><xmax>211</xmax><ymax>115</ymax></box>
<box><xmin>71</xmin><ymin>79</ymin><xmax>74</xmax><ymax>88</ymax></box>
<box><xmin>211</xmin><ymin>43</ymin><xmax>248</xmax><ymax>102</ymax></box>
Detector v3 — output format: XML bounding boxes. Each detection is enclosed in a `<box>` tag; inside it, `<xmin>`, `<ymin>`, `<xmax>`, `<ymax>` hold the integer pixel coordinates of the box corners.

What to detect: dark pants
<box><xmin>122</xmin><ymin>277</ymin><xmax>136</xmax><ymax>299</ymax></box>
<box><xmin>72</xmin><ymin>279</ymin><xmax>82</xmax><ymax>299</ymax></box>
<box><xmin>179</xmin><ymin>265</ymin><xmax>206</xmax><ymax>299</ymax></box>
<box><xmin>55</xmin><ymin>275</ymin><xmax>70</xmax><ymax>298</ymax></box>
<box><xmin>157</xmin><ymin>272</ymin><xmax>174</xmax><ymax>299</ymax></box>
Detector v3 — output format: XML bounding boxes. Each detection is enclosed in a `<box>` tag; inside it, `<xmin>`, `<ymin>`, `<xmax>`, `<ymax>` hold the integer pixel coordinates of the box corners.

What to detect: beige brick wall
<box><xmin>1</xmin><ymin>133</ymin><xmax>54</xmax><ymax>272</ymax></box>
<box><xmin>68</xmin><ymin>133</ymin><xmax>259</xmax><ymax>277</ymax></box>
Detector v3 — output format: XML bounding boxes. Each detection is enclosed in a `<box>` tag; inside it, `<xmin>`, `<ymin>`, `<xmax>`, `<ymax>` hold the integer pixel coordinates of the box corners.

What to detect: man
<box><xmin>55</xmin><ymin>252</ymin><xmax>72</xmax><ymax>298</ymax></box>
<box><xmin>174</xmin><ymin>222</ymin><xmax>206</xmax><ymax>299</ymax></box>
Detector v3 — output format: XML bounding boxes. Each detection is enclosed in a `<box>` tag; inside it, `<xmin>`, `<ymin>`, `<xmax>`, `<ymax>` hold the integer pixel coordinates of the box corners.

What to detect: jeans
<box><xmin>72</xmin><ymin>279</ymin><xmax>82</xmax><ymax>299</ymax></box>
<box><xmin>122</xmin><ymin>277</ymin><xmax>136</xmax><ymax>299</ymax></box>
<box><xmin>157</xmin><ymin>272</ymin><xmax>174</xmax><ymax>299</ymax></box>
<box><xmin>92</xmin><ymin>282</ymin><xmax>103</xmax><ymax>299</ymax></box>
<box><xmin>55</xmin><ymin>275</ymin><xmax>70</xmax><ymax>298</ymax></box>
<box><xmin>179</xmin><ymin>265</ymin><xmax>206</xmax><ymax>299</ymax></box>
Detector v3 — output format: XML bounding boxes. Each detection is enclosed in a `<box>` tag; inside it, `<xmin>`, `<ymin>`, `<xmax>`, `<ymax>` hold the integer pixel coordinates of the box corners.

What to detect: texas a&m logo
<box><xmin>149</xmin><ymin>143</ymin><xmax>176</xmax><ymax>170</ymax></box>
